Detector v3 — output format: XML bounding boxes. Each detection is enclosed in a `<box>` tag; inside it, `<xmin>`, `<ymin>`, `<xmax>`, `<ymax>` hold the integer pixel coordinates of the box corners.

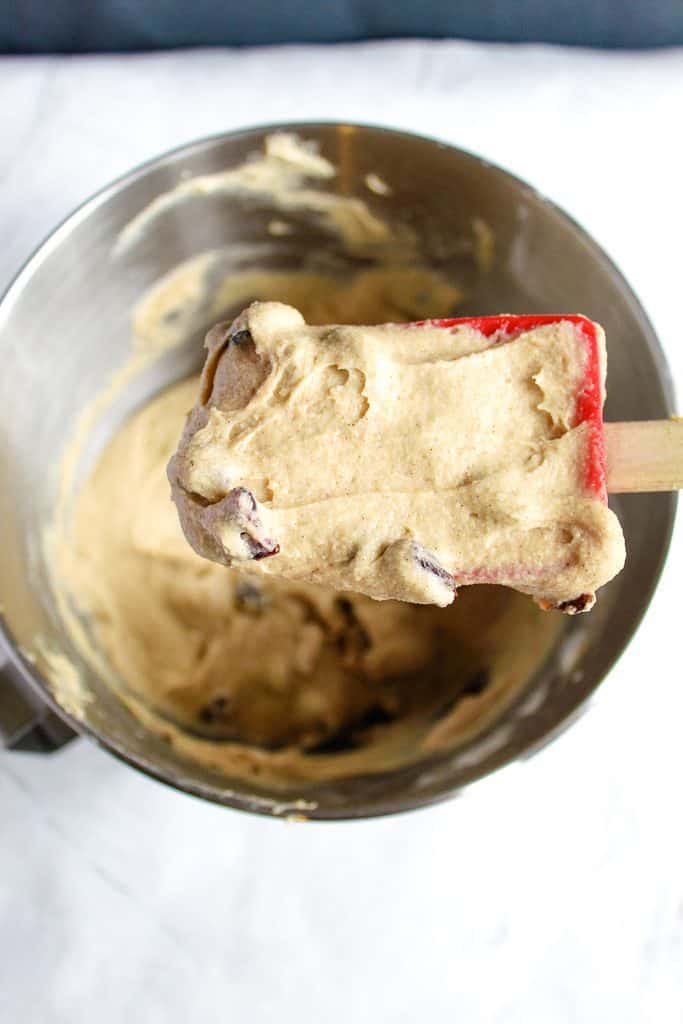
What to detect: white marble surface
<box><xmin>1</xmin><ymin>41</ymin><xmax>682</xmax><ymax>1023</ymax></box>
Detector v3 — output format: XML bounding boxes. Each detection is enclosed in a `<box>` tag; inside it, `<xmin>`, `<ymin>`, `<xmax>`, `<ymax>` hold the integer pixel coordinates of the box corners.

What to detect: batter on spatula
<box><xmin>168</xmin><ymin>302</ymin><xmax>626</xmax><ymax>612</ymax></box>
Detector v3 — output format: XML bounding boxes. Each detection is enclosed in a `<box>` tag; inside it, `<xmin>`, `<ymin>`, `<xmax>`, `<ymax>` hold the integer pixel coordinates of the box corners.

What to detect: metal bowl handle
<box><xmin>0</xmin><ymin>655</ymin><xmax>76</xmax><ymax>752</ymax></box>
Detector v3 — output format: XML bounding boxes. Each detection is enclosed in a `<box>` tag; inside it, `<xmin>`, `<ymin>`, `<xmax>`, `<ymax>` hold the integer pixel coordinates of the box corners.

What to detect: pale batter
<box><xmin>169</xmin><ymin>305</ymin><xmax>625</xmax><ymax>610</ymax></box>
<box><xmin>61</xmin><ymin>372</ymin><xmax>560</xmax><ymax>756</ymax></box>
<box><xmin>58</xmin><ymin>370</ymin><xmax>561</xmax><ymax>777</ymax></box>
<box><xmin>53</xmin><ymin>268</ymin><xmax>564</xmax><ymax>783</ymax></box>
<box><xmin>48</xmin><ymin>133</ymin><xmax>563</xmax><ymax>787</ymax></box>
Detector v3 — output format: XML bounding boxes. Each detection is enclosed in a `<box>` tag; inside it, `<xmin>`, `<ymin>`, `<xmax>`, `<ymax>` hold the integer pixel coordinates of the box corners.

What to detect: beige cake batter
<box><xmin>169</xmin><ymin>305</ymin><xmax>625</xmax><ymax>610</ymax></box>
<box><xmin>60</xmin><ymin>378</ymin><xmax>562</xmax><ymax>780</ymax></box>
<box><xmin>49</xmin><ymin>132</ymin><xmax>564</xmax><ymax>786</ymax></box>
<box><xmin>63</xmin><ymin>374</ymin><xmax>559</xmax><ymax>753</ymax></box>
<box><xmin>54</xmin><ymin>267</ymin><xmax>563</xmax><ymax>783</ymax></box>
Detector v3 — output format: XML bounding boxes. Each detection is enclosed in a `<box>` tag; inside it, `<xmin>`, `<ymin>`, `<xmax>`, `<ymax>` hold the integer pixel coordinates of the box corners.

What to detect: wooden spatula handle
<box><xmin>605</xmin><ymin>418</ymin><xmax>683</xmax><ymax>493</ymax></box>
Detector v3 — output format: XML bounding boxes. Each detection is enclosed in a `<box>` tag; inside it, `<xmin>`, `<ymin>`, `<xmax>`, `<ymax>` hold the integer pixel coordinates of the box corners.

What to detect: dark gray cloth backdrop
<box><xmin>2</xmin><ymin>0</ymin><xmax>683</xmax><ymax>52</ymax></box>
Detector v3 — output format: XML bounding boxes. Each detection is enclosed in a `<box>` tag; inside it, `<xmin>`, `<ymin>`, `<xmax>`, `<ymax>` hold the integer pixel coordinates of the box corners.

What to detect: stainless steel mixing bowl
<box><xmin>0</xmin><ymin>123</ymin><xmax>676</xmax><ymax>818</ymax></box>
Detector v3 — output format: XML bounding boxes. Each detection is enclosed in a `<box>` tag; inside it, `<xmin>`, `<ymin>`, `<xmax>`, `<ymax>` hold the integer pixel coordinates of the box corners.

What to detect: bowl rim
<box><xmin>0</xmin><ymin>119</ymin><xmax>677</xmax><ymax>821</ymax></box>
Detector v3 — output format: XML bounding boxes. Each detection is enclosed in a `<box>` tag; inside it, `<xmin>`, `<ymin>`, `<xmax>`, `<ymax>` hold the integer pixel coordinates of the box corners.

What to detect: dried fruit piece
<box><xmin>537</xmin><ymin>592</ymin><xmax>596</xmax><ymax>614</ymax></box>
<box><xmin>230</xmin><ymin>328</ymin><xmax>252</xmax><ymax>347</ymax></box>
<box><xmin>374</xmin><ymin>539</ymin><xmax>457</xmax><ymax>608</ymax></box>
<box><xmin>212</xmin><ymin>486</ymin><xmax>280</xmax><ymax>562</ymax></box>
<box><xmin>235</xmin><ymin>579</ymin><xmax>270</xmax><ymax>614</ymax></box>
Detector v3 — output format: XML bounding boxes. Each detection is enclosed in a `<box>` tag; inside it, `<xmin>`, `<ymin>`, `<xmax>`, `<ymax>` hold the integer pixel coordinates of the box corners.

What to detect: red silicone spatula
<box><xmin>414</xmin><ymin>313</ymin><xmax>683</xmax><ymax>497</ymax></box>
